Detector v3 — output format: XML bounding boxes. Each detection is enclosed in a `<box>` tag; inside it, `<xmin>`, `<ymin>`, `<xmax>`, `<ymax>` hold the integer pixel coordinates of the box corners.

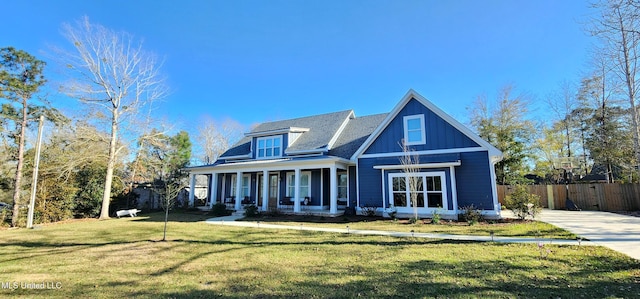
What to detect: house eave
<box><xmin>373</xmin><ymin>161</ymin><xmax>461</xmax><ymax>170</ymax></box>
<box><xmin>245</xmin><ymin>127</ymin><xmax>310</xmax><ymax>138</ymax></box>
<box><xmin>221</xmin><ymin>153</ymin><xmax>252</xmax><ymax>160</ymax></box>
<box><xmin>187</xmin><ymin>156</ymin><xmax>354</xmax><ymax>174</ymax></box>
<box><xmin>285</xmin><ymin>147</ymin><xmax>329</xmax><ymax>155</ymax></box>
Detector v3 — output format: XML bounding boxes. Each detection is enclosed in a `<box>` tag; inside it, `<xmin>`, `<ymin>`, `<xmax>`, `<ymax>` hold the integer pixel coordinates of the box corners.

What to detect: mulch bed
<box><xmin>241</xmin><ymin>214</ymin><xmax>528</xmax><ymax>225</ymax></box>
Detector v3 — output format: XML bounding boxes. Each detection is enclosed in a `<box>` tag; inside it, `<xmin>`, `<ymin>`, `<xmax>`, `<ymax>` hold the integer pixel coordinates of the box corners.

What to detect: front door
<box><xmin>268</xmin><ymin>174</ymin><xmax>278</xmax><ymax>208</ymax></box>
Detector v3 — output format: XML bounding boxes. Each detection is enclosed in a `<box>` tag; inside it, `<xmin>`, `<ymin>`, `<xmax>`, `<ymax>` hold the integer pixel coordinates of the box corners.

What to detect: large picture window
<box><xmin>388</xmin><ymin>172</ymin><xmax>446</xmax><ymax>209</ymax></box>
<box><xmin>257</xmin><ymin>136</ymin><xmax>282</xmax><ymax>159</ymax></box>
<box><xmin>403</xmin><ymin>114</ymin><xmax>426</xmax><ymax>145</ymax></box>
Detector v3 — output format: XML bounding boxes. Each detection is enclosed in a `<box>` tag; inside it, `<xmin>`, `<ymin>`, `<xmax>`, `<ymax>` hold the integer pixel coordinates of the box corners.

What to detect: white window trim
<box><xmin>387</xmin><ymin>171</ymin><xmax>447</xmax><ymax>210</ymax></box>
<box><xmin>285</xmin><ymin>171</ymin><xmax>311</xmax><ymax>199</ymax></box>
<box><xmin>337</xmin><ymin>171</ymin><xmax>348</xmax><ymax>201</ymax></box>
<box><xmin>230</xmin><ymin>174</ymin><xmax>251</xmax><ymax>198</ymax></box>
<box><xmin>403</xmin><ymin>114</ymin><xmax>426</xmax><ymax>145</ymax></box>
<box><xmin>256</xmin><ymin>135</ymin><xmax>283</xmax><ymax>159</ymax></box>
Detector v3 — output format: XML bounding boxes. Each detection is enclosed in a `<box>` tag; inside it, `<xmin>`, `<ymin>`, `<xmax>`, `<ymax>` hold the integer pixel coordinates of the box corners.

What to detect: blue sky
<box><xmin>3</xmin><ymin>0</ymin><xmax>594</xmax><ymax>133</ymax></box>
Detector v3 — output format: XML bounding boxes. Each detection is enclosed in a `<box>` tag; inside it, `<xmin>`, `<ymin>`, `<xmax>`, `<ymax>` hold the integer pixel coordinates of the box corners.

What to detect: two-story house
<box><xmin>187</xmin><ymin>90</ymin><xmax>503</xmax><ymax>219</ymax></box>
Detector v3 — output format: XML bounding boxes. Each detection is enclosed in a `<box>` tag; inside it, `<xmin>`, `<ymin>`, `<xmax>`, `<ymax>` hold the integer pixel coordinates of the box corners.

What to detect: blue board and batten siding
<box><xmin>455</xmin><ymin>152</ymin><xmax>495</xmax><ymax>209</ymax></box>
<box><xmin>358</xmin><ymin>155</ymin><xmax>454</xmax><ymax>208</ymax></box>
<box><xmin>357</xmin><ymin>97</ymin><xmax>497</xmax><ymax>211</ymax></box>
<box><xmin>364</xmin><ymin>98</ymin><xmax>479</xmax><ymax>155</ymax></box>
<box><xmin>358</xmin><ymin>152</ymin><xmax>495</xmax><ymax>210</ymax></box>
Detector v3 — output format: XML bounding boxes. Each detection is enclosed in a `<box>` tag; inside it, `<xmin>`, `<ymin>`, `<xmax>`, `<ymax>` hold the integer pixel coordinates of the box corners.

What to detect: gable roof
<box><xmin>329</xmin><ymin>113</ymin><xmax>388</xmax><ymax>159</ymax></box>
<box><xmin>220</xmin><ymin>110</ymin><xmax>354</xmax><ymax>159</ymax></box>
<box><xmin>351</xmin><ymin>89</ymin><xmax>503</xmax><ymax>162</ymax></box>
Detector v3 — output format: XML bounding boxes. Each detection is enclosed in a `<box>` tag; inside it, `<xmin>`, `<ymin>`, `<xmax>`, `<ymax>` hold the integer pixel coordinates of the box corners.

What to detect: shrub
<box><xmin>209</xmin><ymin>203</ymin><xmax>232</xmax><ymax>217</ymax></box>
<box><xmin>244</xmin><ymin>205</ymin><xmax>260</xmax><ymax>217</ymax></box>
<box><xmin>505</xmin><ymin>185</ymin><xmax>542</xmax><ymax>220</ymax></box>
<box><xmin>431</xmin><ymin>208</ymin><xmax>442</xmax><ymax>224</ymax></box>
<box><xmin>408</xmin><ymin>216</ymin><xmax>419</xmax><ymax>224</ymax></box>
<box><xmin>460</xmin><ymin>204</ymin><xmax>484</xmax><ymax>226</ymax></box>
<box><xmin>0</xmin><ymin>208</ymin><xmax>10</xmax><ymax>227</ymax></box>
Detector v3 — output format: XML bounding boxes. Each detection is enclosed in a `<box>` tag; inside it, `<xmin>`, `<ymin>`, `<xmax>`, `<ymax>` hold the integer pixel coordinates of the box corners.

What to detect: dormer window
<box><xmin>257</xmin><ymin>136</ymin><xmax>282</xmax><ymax>159</ymax></box>
<box><xmin>403</xmin><ymin>114</ymin><xmax>426</xmax><ymax>145</ymax></box>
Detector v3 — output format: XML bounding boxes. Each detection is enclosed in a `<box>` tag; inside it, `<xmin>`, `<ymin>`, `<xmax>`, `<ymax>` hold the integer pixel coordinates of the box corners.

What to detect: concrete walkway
<box><xmin>537</xmin><ymin>209</ymin><xmax>640</xmax><ymax>260</ymax></box>
<box><xmin>205</xmin><ymin>215</ymin><xmax>591</xmax><ymax>246</ymax></box>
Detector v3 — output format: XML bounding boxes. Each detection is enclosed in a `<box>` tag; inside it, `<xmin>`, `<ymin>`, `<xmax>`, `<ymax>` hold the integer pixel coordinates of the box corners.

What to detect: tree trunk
<box><xmin>10</xmin><ymin>98</ymin><xmax>28</xmax><ymax>227</ymax></box>
<box><xmin>618</xmin><ymin>13</ymin><xmax>640</xmax><ymax>181</ymax></box>
<box><xmin>99</xmin><ymin>110</ymin><xmax>119</xmax><ymax>219</ymax></box>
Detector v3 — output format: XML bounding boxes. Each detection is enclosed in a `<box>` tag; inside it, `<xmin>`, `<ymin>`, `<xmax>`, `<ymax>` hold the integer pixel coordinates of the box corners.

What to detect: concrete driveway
<box><xmin>537</xmin><ymin>209</ymin><xmax>640</xmax><ymax>260</ymax></box>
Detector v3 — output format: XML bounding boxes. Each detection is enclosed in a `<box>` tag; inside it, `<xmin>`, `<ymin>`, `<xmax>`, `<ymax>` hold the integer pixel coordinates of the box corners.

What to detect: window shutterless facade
<box><xmin>257</xmin><ymin>136</ymin><xmax>283</xmax><ymax>159</ymax></box>
<box><xmin>403</xmin><ymin>114</ymin><xmax>426</xmax><ymax>145</ymax></box>
<box><xmin>388</xmin><ymin>171</ymin><xmax>446</xmax><ymax>209</ymax></box>
<box><xmin>230</xmin><ymin>174</ymin><xmax>251</xmax><ymax>197</ymax></box>
<box><xmin>337</xmin><ymin>172</ymin><xmax>348</xmax><ymax>200</ymax></box>
<box><xmin>285</xmin><ymin>171</ymin><xmax>311</xmax><ymax>198</ymax></box>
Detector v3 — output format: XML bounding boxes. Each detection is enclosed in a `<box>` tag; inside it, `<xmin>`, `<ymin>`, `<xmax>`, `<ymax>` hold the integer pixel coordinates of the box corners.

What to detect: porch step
<box><xmin>232</xmin><ymin>210</ymin><xmax>245</xmax><ymax>217</ymax></box>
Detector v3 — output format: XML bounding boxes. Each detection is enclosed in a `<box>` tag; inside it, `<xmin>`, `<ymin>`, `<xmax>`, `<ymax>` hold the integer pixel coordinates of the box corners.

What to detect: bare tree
<box><xmin>196</xmin><ymin>116</ymin><xmax>243</xmax><ymax>164</ymax></box>
<box><xmin>399</xmin><ymin>140</ymin><xmax>420</xmax><ymax>220</ymax></box>
<box><xmin>546</xmin><ymin>81</ymin><xmax>578</xmax><ymax>158</ymax></box>
<box><xmin>468</xmin><ymin>85</ymin><xmax>536</xmax><ymax>184</ymax></box>
<box><xmin>590</xmin><ymin>0</ymin><xmax>640</xmax><ymax>180</ymax></box>
<box><xmin>59</xmin><ymin>16</ymin><xmax>167</xmax><ymax>219</ymax></box>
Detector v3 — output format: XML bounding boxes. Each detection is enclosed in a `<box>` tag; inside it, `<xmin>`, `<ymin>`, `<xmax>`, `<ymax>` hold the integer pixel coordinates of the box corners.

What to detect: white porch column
<box><xmin>262</xmin><ymin>170</ymin><xmax>269</xmax><ymax>211</ymax></box>
<box><xmin>188</xmin><ymin>173</ymin><xmax>196</xmax><ymax>208</ymax></box>
<box><xmin>330</xmin><ymin>165</ymin><xmax>338</xmax><ymax>214</ymax></box>
<box><xmin>450</xmin><ymin>166</ymin><xmax>458</xmax><ymax>217</ymax></box>
<box><xmin>235</xmin><ymin>171</ymin><xmax>243</xmax><ymax>211</ymax></box>
<box><xmin>209</xmin><ymin>173</ymin><xmax>218</xmax><ymax>208</ymax></box>
<box><xmin>294</xmin><ymin>168</ymin><xmax>301</xmax><ymax>213</ymax></box>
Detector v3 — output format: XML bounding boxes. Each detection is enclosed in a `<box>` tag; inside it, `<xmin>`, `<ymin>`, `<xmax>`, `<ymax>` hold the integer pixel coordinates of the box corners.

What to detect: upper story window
<box><xmin>403</xmin><ymin>114</ymin><xmax>426</xmax><ymax>145</ymax></box>
<box><xmin>257</xmin><ymin>136</ymin><xmax>282</xmax><ymax>159</ymax></box>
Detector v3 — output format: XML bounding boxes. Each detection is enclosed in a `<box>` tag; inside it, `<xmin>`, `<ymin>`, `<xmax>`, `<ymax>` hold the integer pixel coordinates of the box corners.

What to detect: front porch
<box><xmin>188</xmin><ymin>157</ymin><xmax>355</xmax><ymax>217</ymax></box>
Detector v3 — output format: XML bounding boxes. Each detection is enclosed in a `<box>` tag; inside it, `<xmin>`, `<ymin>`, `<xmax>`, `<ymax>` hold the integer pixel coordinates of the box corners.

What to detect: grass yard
<box><xmin>1</xmin><ymin>212</ymin><xmax>639</xmax><ymax>298</ymax></box>
<box><xmin>243</xmin><ymin>214</ymin><xmax>577</xmax><ymax>239</ymax></box>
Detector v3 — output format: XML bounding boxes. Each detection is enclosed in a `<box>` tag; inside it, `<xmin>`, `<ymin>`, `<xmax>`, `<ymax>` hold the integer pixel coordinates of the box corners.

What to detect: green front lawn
<box><xmin>0</xmin><ymin>212</ymin><xmax>638</xmax><ymax>298</ymax></box>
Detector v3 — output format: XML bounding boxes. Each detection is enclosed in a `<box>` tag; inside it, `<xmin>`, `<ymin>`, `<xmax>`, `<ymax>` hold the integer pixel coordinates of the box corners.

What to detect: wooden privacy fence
<box><xmin>497</xmin><ymin>184</ymin><xmax>640</xmax><ymax>211</ymax></box>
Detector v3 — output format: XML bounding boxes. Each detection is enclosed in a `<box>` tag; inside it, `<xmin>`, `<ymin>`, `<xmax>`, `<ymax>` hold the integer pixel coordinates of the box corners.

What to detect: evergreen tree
<box><xmin>0</xmin><ymin>47</ymin><xmax>48</xmax><ymax>227</ymax></box>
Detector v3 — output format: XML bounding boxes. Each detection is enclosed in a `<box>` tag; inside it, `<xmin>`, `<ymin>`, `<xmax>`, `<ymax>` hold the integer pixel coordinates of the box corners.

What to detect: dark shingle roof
<box><xmin>219</xmin><ymin>110</ymin><xmax>388</xmax><ymax>162</ymax></box>
<box><xmin>220</xmin><ymin>110</ymin><xmax>354</xmax><ymax>158</ymax></box>
<box><xmin>329</xmin><ymin>113</ymin><xmax>388</xmax><ymax>159</ymax></box>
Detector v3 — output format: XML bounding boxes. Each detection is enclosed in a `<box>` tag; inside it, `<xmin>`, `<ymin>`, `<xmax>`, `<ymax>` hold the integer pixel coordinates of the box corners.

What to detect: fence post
<box><xmin>546</xmin><ymin>185</ymin><xmax>554</xmax><ymax>210</ymax></box>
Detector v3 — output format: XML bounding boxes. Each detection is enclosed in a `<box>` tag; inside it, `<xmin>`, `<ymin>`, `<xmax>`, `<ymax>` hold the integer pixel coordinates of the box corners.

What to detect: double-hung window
<box><xmin>403</xmin><ymin>114</ymin><xmax>426</xmax><ymax>145</ymax></box>
<box><xmin>337</xmin><ymin>172</ymin><xmax>348</xmax><ymax>200</ymax></box>
<box><xmin>257</xmin><ymin>136</ymin><xmax>282</xmax><ymax>159</ymax></box>
<box><xmin>286</xmin><ymin>172</ymin><xmax>310</xmax><ymax>198</ymax></box>
<box><xmin>230</xmin><ymin>174</ymin><xmax>250</xmax><ymax>198</ymax></box>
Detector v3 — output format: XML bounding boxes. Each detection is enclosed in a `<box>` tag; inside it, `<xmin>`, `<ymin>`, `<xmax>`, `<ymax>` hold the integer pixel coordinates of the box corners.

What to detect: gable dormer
<box><xmin>245</xmin><ymin>127</ymin><xmax>310</xmax><ymax>159</ymax></box>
